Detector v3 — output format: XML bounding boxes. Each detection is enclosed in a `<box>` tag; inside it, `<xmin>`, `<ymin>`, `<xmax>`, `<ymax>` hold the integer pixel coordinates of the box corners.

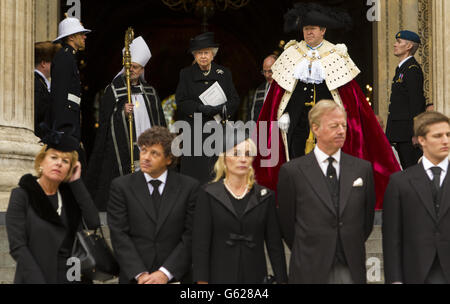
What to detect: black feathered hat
<box><xmin>39</xmin><ymin>123</ymin><xmax>79</xmax><ymax>152</ymax></box>
<box><xmin>284</xmin><ymin>2</ymin><xmax>352</xmax><ymax>33</ymax></box>
<box><xmin>188</xmin><ymin>32</ymin><xmax>220</xmax><ymax>53</ymax></box>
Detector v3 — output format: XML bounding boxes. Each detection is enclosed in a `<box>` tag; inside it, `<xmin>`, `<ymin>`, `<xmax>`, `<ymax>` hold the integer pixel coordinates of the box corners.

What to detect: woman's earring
<box><xmin>39</xmin><ymin>167</ymin><xmax>43</xmax><ymax>175</ymax></box>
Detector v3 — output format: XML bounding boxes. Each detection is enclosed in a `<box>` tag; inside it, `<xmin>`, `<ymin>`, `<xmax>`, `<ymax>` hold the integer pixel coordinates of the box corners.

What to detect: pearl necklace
<box><xmin>223</xmin><ymin>179</ymin><xmax>249</xmax><ymax>200</ymax></box>
<box><xmin>202</xmin><ymin>65</ymin><xmax>212</xmax><ymax>77</ymax></box>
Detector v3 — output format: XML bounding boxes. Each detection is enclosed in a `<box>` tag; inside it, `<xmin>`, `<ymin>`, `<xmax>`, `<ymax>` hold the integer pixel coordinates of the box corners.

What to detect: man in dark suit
<box><xmin>383</xmin><ymin>111</ymin><xmax>450</xmax><ymax>284</ymax></box>
<box><xmin>278</xmin><ymin>99</ymin><xmax>376</xmax><ymax>284</ymax></box>
<box><xmin>386</xmin><ymin>30</ymin><xmax>427</xmax><ymax>169</ymax></box>
<box><xmin>34</xmin><ymin>41</ymin><xmax>60</xmax><ymax>139</ymax></box>
<box><xmin>247</xmin><ymin>55</ymin><xmax>277</xmax><ymax>123</ymax></box>
<box><xmin>107</xmin><ymin>126</ymin><xmax>200</xmax><ymax>284</ymax></box>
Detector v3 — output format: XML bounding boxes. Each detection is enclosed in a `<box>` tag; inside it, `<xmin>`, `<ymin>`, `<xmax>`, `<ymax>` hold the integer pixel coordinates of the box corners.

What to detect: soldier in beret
<box><xmin>386</xmin><ymin>30</ymin><xmax>427</xmax><ymax>169</ymax></box>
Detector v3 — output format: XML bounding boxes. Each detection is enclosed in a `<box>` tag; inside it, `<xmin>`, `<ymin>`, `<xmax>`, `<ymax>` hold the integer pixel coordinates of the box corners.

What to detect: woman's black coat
<box><xmin>175</xmin><ymin>62</ymin><xmax>240</xmax><ymax>184</ymax></box>
<box><xmin>6</xmin><ymin>174</ymin><xmax>100</xmax><ymax>283</ymax></box>
<box><xmin>192</xmin><ymin>181</ymin><xmax>288</xmax><ymax>284</ymax></box>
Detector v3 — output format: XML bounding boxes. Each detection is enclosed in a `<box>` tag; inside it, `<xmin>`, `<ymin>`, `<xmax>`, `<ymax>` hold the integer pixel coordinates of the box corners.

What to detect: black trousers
<box><xmin>392</xmin><ymin>142</ymin><xmax>422</xmax><ymax>169</ymax></box>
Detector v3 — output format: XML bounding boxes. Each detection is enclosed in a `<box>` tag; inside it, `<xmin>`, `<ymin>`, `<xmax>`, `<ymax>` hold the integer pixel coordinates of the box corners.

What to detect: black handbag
<box><xmin>71</xmin><ymin>219</ymin><xmax>120</xmax><ymax>281</ymax></box>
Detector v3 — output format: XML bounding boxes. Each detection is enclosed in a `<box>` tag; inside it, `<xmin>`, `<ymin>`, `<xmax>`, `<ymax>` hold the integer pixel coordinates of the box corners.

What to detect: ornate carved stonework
<box><xmin>418</xmin><ymin>0</ymin><xmax>432</xmax><ymax>105</ymax></box>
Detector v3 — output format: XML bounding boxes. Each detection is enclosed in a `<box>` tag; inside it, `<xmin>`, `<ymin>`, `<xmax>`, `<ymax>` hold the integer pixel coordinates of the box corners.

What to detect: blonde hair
<box><xmin>308</xmin><ymin>99</ymin><xmax>347</xmax><ymax>129</ymax></box>
<box><xmin>34</xmin><ymin>145</ymin><xmax>79</xmax><ymax>182</ymax></box>
<box><xmin>212</xmin><ymin>139</ymin><xmax>257</xmax><ymax>189</ymax></box>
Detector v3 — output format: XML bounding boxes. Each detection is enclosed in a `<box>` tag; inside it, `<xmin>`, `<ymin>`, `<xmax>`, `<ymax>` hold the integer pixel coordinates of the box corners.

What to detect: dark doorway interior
<box><xmin>59</xmin><ymin>0</ymin><xmax>373</xmax><ymax>159</ymax></box>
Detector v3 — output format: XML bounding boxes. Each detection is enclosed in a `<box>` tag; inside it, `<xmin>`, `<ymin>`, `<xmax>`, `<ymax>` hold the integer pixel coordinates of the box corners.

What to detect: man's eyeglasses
<box><xmin>261</xmin><ymin>69</ymin><xmax>273</xmax><ymax>75</ymax></box>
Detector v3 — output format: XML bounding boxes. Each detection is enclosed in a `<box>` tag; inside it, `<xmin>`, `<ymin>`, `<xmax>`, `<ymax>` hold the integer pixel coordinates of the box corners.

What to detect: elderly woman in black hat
<box><xmin>192</xmin><ymin>126</ymin><xmax>288</xmax><ymax>284</ymax></box>
<box><xmin>175</xmin><ymin>32</ymin><xmax>240</xmax><ymax>184</ymax></box>
<box><xmin>6</xmin><ymin>129</ymin><xmax>100</xmax><ymax>284</ymax></box>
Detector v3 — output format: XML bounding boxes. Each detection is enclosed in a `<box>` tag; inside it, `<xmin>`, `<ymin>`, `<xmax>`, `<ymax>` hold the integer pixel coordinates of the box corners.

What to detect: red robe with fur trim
<box><xmin>253</xmin><ymin>80</ymin><xmax>401</xmax><ymax>210</ymax></box>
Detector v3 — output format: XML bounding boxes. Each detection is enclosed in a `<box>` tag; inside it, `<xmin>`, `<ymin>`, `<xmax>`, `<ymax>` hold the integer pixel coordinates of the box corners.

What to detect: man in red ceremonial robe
<box><xmin>254</xmin><ymin>3</ymin><xmax>400</xmax><ymax>210</ymax></box>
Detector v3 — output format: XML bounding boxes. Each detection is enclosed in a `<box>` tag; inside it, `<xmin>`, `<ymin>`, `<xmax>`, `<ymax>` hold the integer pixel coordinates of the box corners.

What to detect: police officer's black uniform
<box><xmin>49</xmin><ymin>43</ymin><xmax>87</xmax><ymax>171</ymax></box>
<box><xmin>50</xmin><ymin>43</ymin><xmax>82</xmax><ymax>140</ymax></box>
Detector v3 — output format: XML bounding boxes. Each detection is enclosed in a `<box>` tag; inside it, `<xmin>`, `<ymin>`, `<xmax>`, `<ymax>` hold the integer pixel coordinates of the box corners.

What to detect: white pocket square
<box><xmin>353</xmin><ymin>178</ymin><xmax>364</xmax><ymax>187</ymax></box>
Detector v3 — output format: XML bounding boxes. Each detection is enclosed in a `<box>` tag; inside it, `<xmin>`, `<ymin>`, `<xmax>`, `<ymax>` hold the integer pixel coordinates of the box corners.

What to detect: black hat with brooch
<box><xmin>284</xmin><ymin>2</ymin><xmax>352</xmax><ymax>33</ymax></box>
<box><xmin>188</xmin><ymin>32</ymin><xmax>220</xmax><ymax>53</ymax></box>
<box><xmin>39</xmin><ymin>123</ymin><xmax>79</xmax><ymax>152</ymax></box>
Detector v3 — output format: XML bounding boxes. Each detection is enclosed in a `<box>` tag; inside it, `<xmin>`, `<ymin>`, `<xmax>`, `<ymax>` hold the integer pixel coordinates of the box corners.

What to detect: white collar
<box><xmin>314</xmin><ymin>146</ymin><xmax>341</xmax><ymax>164</ymax></box>
<box><xmin>398</xmin><ymin>56</ymin><xmax>413</xmax><ymax>69</ymax></box>
<box><xmin>422</xmin><ymin>156</ymin><xmax>449</xmax><ymax>174</ymax></box>
<box><xmin>34</xmin><ymin>69</ymin><xmax>51</xmax><ymax>91</ymax></box>
<box><xmin>144</xmin><ymin>170</ymin><xmax>168</xmax><ymax>185</ymax></box>
<box><xmin>307</xmin><ymin>42</ymin><xmax>324</xmax><ymax>51</ymax></box>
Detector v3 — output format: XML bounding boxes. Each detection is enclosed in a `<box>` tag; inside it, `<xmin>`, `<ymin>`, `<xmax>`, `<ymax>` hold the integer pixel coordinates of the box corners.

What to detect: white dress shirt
<box><xmin>144</xmin><ymin>170</ymin><xmax>167</xmax><ymax>195</ymax></box>
<box><xmin>314</xmin><ymin>146</ymin><xmax>341</xmax><ymax>179</ymax></box>
<box><xmin>422</xmin><ymin>156</ymin><xmax>449</xmax><ymax>187</ymax></box>
<box><xmin>34</xmin><ymin>69</ymin><xmax>51</xmax><ymax>92</ymax></box>
<box><xmin>398</xmin><ymin>56</ymin><xmax>413</xmax><ymax>69</ymax></box>
<box><xmin>136</xmin><ymin>170</ymin><xmax>174</xmax><ymax>282</ymax></box>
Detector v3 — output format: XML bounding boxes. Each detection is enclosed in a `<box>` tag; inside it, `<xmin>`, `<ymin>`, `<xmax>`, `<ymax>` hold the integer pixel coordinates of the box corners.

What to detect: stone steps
<box><xmin>0</xmin><ymin>225</ymin><xmax>385</xmax><ymax>284</ymax></box>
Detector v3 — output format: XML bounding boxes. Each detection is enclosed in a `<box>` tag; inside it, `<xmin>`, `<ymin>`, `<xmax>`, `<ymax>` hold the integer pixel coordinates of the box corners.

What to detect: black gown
<box><xmin>175</xmin><ymin>63</ymin><xmax>240</xmax><ymax>184</ymax></box>
<box><xmin>86</xmin><ymin>75</ymin><xmax>166</xmax><ymax>211</ymax></box>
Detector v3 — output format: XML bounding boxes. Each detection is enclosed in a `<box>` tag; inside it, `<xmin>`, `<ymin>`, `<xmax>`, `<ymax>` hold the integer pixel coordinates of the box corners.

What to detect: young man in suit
<box><xmin>383</xmin><ymin>111</ymin><xmax>450</xmax><ymax>284</ymax></box>
<box><xmin>278</xmin><ymin>99</ymin><xmax>376</xmax><ymax>284</ymax></box>
<box><xmin>107</xmin><ymin>126</ymin><xmax>200</xmax><ymax>284</ymax></box>
<box><xmin>386</xmin><ymin>30</ymin><xmax>427</xmax><ymax>169</ymax></box>
<box><xmin>34</xmin><ymin>41</ymin><xmax>60</xmax><ymax>139</ymax></box>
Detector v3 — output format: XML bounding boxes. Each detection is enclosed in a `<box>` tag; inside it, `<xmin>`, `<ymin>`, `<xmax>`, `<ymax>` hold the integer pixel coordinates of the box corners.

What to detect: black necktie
<box><xmin>327</xmin><ymin>157</ymin><xmax>339</xmax><ymax>200</ymax></box>
<box><xmin>430</xmin><ymin>167</ymin><xmax>442</xmax><ymax>216</ymax></box>
<box><xmin>430</xmin><ymin>167</ymin><xmax>442</xmax><ymax>192</ymax></box>
<box><xmin>149</xmin><ymin>180</ymin><xmax>162</xmax><ymax>216</ymax></box>
<box><xmin>327</xmin><ymin>157</ymin><xmax>346</xmax><ymax>265</ymax></box>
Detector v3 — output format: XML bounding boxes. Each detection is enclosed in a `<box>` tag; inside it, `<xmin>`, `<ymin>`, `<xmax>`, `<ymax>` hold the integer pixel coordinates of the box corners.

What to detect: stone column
<box><xmin>0</xmin><ymin>0</ymin><xmax>41</xmax><ymax>211</ymax></box>
<box><xmin>431</xmin><ymin>0</ymin><xmax>450</xmax><ymax>116</ymax></box>
<box><xmin>35</xmin><ymin>0</ymin><xmax>59</xmax><ymax>42</ymax></box>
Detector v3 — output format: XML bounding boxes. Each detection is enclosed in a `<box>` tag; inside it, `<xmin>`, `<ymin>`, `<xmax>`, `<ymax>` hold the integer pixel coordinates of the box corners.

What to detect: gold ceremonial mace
<box><xmin>124</xmin><ymin>27</ymin><xmax>135</xmax><ymax>173</ymax></box>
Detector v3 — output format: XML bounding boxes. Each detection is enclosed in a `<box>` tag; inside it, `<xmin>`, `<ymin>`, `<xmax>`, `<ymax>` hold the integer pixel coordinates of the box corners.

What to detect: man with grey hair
<box><xmin>386</xmin><ymin>30</ymin><xmax>427</xmax><ymax>169</ymax></box>
<box><xmin>278</xmin><ymin>99</ymin><xmax>375</xmax><ymax>284</ymax></box>
<box><xmin>86</xmin><ymin>36</ymin><xmax>166</xmax><ymax>211</ymax></box>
